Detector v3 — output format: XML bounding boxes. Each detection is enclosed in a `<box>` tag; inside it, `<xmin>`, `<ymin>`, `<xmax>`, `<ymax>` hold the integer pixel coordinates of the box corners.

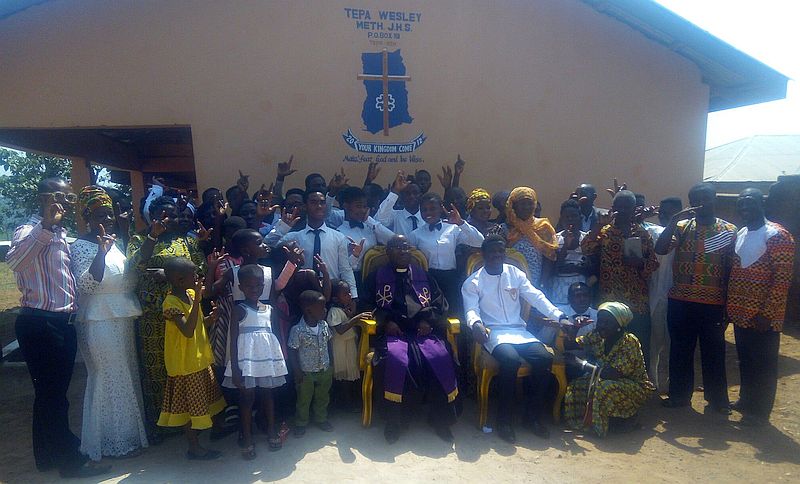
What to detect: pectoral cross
<box><xmin>357</xmin><ymin>49</ymin><xmax>411</xmax><ymax>136</ymax></box>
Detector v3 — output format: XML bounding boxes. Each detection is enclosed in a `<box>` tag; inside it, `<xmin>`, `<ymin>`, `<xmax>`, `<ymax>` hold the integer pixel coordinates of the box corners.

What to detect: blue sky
<box><xmin>656</xmin><ymin>0</ymin><xmax>799</xmax><ymax>148</ymax></box>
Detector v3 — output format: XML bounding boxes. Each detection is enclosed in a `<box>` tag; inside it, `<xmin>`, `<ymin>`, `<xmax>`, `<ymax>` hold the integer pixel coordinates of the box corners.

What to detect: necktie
<box><xmin>428</xmin><ymin>222</ymin><xmax>442</xmax><ymax>232</ymax></box>
<box><xmin>349</xmin><ymin>220</ymin><xmax>364</xmax><ymax>229</ymax></box>
<box><xmin>311</xmin><ymin>228</ymin><xmax>322</xmax><ymax>276</ymax></box>
<box><xmin>410</xmin><ymin>215</ymin><xmax>418</xmax><ymax>231</ymax></box>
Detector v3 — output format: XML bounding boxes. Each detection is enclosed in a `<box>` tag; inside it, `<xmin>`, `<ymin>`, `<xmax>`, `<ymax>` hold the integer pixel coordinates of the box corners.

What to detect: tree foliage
<box><xmin>0</xmin><ymin>148</ymin><xmax>74</xmax><ymax>233</ymax></box>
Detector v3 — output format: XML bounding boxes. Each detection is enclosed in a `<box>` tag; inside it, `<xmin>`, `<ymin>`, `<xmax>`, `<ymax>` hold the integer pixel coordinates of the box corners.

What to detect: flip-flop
<box><xmin>241</xmin><ymin>445</ymin><xmax>256</xmax><ymax>460</ymax></box>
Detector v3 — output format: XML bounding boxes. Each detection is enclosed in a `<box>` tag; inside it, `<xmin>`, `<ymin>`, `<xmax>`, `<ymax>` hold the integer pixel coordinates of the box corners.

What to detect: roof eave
<box><xmin>581</xmin><ymin>0</ymin><xmax>790</xmax><ymax>112</ymax></box>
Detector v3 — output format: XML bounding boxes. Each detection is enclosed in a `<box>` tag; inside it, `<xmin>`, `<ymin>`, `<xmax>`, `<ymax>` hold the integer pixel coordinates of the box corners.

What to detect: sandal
<box><xmin>241</xmin><ymin>444</ymin><xmax>256</xmax><ymax>460</ymax></box>
<box><xmin>268</xmin><ymin>434</ymin><xmax>282</xmax><ymax>452</ymax></box>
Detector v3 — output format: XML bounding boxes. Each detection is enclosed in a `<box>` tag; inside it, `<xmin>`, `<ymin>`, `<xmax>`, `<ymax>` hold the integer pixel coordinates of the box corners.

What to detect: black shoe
<box><xmin>384</xmin><ymin>422</ymin><xmax>400</xmax><ymax>444</ymax></box>
<box><xmin>59</xmin><ymin>462</ymin><xmax>111</xmax><ymax>478</ymax></box>
<box><xmin>529</xmin><ymin>420</ymin><xmax>550</xmax><ymax>439</ymax></box>
<box><xmin>496</xmin><ymin>422</ymin><xmax>516</xmax><ymax>444</ymax></box>
<box><xmin>661</xmin><ymin>397</ymin><xmax>690</xmax><ymax>408</ymax></box>
<box><xmin>316</xmin><ymin>421</ymin><xmax>334</xmax><ymax>432</ymax></box>
<box><xmin>293</xmin><ymin>426</ymin><xmax>306</xmax><ymax>438</ymax></box>
<box><xmin>710</xmin><ymin>404</ymin><xmax>732</xmax><ymax>416</ymax></box>
<box><xmin>433</xmin><ymin>425</ymin><xmax>454</xmax><ymax>443</ymax></box>
<box><xmin>730</xmin><ymin>400</ymin><xmax>745</xmax><ymax>412</ymax></box>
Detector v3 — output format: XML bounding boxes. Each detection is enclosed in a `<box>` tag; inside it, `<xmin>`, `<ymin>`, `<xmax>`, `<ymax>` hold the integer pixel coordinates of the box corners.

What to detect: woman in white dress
<box><xmin>71</xmin><ymin>186</ymin><xmax>148</xmax><ymax>462</ymax></box>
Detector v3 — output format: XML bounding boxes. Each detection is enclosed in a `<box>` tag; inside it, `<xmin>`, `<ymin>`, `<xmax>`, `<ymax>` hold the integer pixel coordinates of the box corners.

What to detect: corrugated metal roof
<box><xmin>704</xmin><ymin>135</ymin><xmax>800</xmax><ymax>182</ymax></box>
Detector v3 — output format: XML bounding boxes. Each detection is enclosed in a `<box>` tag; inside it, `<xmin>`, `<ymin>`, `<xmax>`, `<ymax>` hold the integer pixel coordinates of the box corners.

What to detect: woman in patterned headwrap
<box><xmin>563</xmin><ymin>302</ymin><xmax>654</xmax><ymax>437</ymax></box>
<box><xmin>498</xmin><ymin>187</ymin><xmax>559</xmax><ymax>288</ymax></box>
<box><xmin>127</xmin><ymin>195</ymin><xmax>208</xmax><ymax>441</ymax></box>
<box><xmin>465</xmin><ymin>188</ymin><xmax>499</xmax><ymax>236</ymax></box>
<box><xmin>70</xmin><ymin>186</ymin><xmax>148</xmax><ymax>461</ymax></box>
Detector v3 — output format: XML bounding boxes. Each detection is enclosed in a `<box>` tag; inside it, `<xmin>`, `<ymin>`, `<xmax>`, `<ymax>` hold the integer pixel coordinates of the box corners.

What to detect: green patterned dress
<box><xmin>564</xmin><ymin>331</ymin><xmax>654</xmax><ymax>437</ymax></box>
<box><xmin>127</xmin><ymin>234</ymin><xmax>206</xmax><ymax>433</ymax></box>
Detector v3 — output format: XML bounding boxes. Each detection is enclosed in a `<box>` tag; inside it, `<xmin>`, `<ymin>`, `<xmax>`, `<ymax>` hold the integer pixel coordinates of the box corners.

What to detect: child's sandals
<box><xmin>268</xmin><ymin>434</ymin><xmax>282</xmax><ymax>452</ymax></box>
<box><xmin>241</xmin><ymin>444</ymin><xmax>256</xmax><ymax>460</ymax></box>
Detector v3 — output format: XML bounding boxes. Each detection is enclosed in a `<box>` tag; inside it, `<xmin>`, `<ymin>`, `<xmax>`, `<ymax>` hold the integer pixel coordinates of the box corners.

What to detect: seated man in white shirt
<box><xmin>375</xmin><ymin>171</ymin><xmax>425</xmax><ymax>237</ymax></box>
<box><xmin>462</xmin><ymin>235</ymin><xmax>568</xmax><ymax>443</ymax></box>
<box><xmin>265</xmin><ymin>190</ymin><xmax>357</xmax><ymax>299</ymax></box>
<box><xmin>336</xmin><ymin>186</ymin><xmax>394</xmax><ymax>299</ymax></box>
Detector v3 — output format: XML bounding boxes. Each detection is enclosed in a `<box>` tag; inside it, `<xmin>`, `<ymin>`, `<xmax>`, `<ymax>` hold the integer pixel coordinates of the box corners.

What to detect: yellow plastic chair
<box><xmin>356</xmin><ymin>246</ymin><xmax>461</xmax><ymax>428</ymax></box>
<box><xmin>466</xmin><ymin>250</ymin><xmax>568</xmax><ymax>426</ymax></box>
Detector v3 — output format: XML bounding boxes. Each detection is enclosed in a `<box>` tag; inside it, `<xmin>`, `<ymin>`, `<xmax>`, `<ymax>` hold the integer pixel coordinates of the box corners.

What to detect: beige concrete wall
<box><xmin>0</xmin><ymin>0</ymin><xmax>709</xmax><ymax>219</ymax></box>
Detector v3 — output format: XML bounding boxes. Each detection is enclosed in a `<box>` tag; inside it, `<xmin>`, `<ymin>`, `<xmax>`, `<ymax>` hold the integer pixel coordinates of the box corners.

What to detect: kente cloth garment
<box><xmin>727</xmin><ymin>221</ymin><xmax>795</xmax><ymax>332</ymax></box>
<box><xmin>127</xmin><ymin>234</ymin><xmax>206</xmax><ymax>430</ymax></box>
<box><xmin>504</xmin><ymin>187</ymin><xmax>559</xmax><ymax>260</ymax></box>
<box><xmin>581</xmin><ymin>224</ymin><xmax>659</xmax><ymax>314</ymax></box>
<box><xmin>667</xmin><ymin>218</ymin><xmax>737</xmax><ymax>305</ymax></box>
<box><xmin>564</xmin><ymin>331</ymin><xmax>654</xmax><ymax>437</ymax></box>
<box><xmin>77</xmin><ymin>185</ymin><xmax>113</xmax><ymax>214</ymax></box>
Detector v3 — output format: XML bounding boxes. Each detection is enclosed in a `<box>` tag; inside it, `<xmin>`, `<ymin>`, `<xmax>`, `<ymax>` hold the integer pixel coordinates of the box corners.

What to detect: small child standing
<box><xmin>288</xmin><ymin>290</ymin><xmax>334</xmax><ymax>436</ymax></box>
<box><xmin>225</xmin><ymin>264</ymin><xmax>288</xmax><ymax>460</ymax></box>
<box><xmin>327</xmin><ymin>280</ymin><xmax>371</xmax><ymax>411</ymax></box>
<box><xmin>159</xmin><ymin>257</ymin><xmax>226</xmax><ymax>460</ymax></box>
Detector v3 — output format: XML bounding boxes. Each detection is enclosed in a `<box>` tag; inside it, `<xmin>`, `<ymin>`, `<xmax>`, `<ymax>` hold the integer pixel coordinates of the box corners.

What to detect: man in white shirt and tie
<box><xmin>336</xmin><ymin>186</ymin><xmax>394</xmax><ymax>298</ymax></box>
<box><xmin>375</xmin><ymin>171</ymin><xmax>425</xmax><ymax>237</ymax></box>
<box><xmin>462</xmin><ymin>235</ymin><xmax>568</xmax><ymax>444</ymax></box>
<box><xmin>265</xmin><ymin>190</ymin><xmax>357</xmax><ymax>299</ymax></box>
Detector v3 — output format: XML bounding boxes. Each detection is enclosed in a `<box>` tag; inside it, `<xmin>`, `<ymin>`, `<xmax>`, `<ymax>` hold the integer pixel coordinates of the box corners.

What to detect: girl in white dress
<box><xmin>327</xmin><ymin>280</ymin><xmax>371</xmax><ymax>410</ymax></box>
<box><xmin>70</xmin><ymin>186</ymin><xmax>148</xmax><ymax>462</ymax></box>
<box><xmin>224</xmin><ymin>264</ymin><xmax>288</xmax><ymax>460</ymax></box>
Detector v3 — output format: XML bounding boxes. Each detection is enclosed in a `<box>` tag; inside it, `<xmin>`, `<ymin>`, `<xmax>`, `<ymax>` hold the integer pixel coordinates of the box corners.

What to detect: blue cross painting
<box><xmin>360</xmin><ymin>49</ymin><xmax>413</xmax><ymax>135</ymax></box>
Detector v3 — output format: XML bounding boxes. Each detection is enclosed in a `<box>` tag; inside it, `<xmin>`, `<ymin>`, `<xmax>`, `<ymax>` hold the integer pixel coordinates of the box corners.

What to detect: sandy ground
<box><xmin>1</xmin><ymin>325</ymin><xmax>799</xmax><ymax>484</ymax></box>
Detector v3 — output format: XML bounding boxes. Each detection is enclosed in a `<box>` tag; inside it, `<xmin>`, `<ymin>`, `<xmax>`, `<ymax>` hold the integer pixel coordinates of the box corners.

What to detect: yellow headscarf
<box><xmin>505</xmin><ymin>187</ymin><xmax>558</xmax><ymax>260</ymax></box>
<box><xmin>466</xmin><ymin>188</ymin><xmax>491</xmax><ymax>213</ymax></box>
<box><xmin>78</xmin><ymin>185</ymin><xmax>113</xmax><ymax>215</ymax></box>
<box><xmin>598</xmin><ymin>302</ymin><xmax>634</xmax><ymax>327</ymax></box>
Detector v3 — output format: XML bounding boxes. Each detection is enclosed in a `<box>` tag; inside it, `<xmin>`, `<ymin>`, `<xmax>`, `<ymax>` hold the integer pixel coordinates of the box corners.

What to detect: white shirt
<box><xmin>336</xmin><ymin>216</ymin><xmax>394</xmax><ymax>270</ymax></box>
<box><xmin>462</xmin><ymin>264</ymin><xmax>564</xmax><ymax>352</ymax></box>
<box><xmin>735</xmin><ymin>220</ymin><xmax>778</xmax><ymax>268</ymax></box>
<box><xmin>374</xmin><ymin>191</ymin><xmax>425</xmax><ymax>237</ymax></box>
<box><xmin>265</xmin><ymin>220</ymin><xmax>357</xmax><ymax>298</ymax></box>
<box><xmin>408</xmin><ymin>221</ymin><xmax>484</xmax><ymax>270</ymax></box>
<box><xmin>646</xmin><ymin>224</ymin><xmax>675</xmax><ymax>314</ymax></box>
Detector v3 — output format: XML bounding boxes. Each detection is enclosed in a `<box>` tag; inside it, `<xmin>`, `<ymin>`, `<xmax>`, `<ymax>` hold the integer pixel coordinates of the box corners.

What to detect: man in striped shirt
<box><xmin>6</xmin><ymin>177</ymin><xmax>108</xmax><ymax>478</ymax></box>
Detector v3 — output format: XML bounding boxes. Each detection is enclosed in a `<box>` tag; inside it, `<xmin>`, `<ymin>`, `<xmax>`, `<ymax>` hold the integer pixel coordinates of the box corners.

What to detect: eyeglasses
<box><xmin>42</xmin><ymin>191</ymin><xmax>78</xmax><ymax>204</ymax></box>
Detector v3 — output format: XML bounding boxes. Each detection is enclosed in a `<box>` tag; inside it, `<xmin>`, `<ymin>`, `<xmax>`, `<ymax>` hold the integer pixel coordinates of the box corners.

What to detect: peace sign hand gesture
<box><xmin>328</xmin><ymin>167</ymin><xmax>349</xmax><ymax>196</ymax></box>
<box><xmin>605</xmin><ymin>178</ymin><xmax>627</xmax><ymax>198</ymax></box>
<box><xmin>391</xmin><ymin>170</ymin><xmax>409</xmax><ymax>194</ymax></box>
<box><xmin>437</xmin><ymin>165</ymin><xmax>453</xmax><ymax>189</ymax></box>
<box><xmin>347</xmin><ymin>236</ymin><xmax>367</xmax><ymax>258</ymax></box>
<box><xmin>196</xmin><ymin>221</ymin><xmax>213</xmax><ymax>242</ymax></box>
<box><xmin>445</xmin><ymin>203</ymin><xmax>464</xmax><ymax>226</ymax></box>
<box><xmin>282</xmin><ymin>241</ymin><xmax>306</xmax><ymax>266</ymax></box>
<box><xmin>149</xmin><ymin>211</ymin><xmax>169</xmax><ymax>238</ymax></box>
<box><xmin>365</xmin><ymin>162</ymin><xmax>381</xmax><ymax>185</ymax></box>
<box><xmin>237</xmin><ymin>170</ymin><xmax>250</xmax><ymax>192</ymax></box>
<box><xmin>96</xmin><ymin>224</ymin><xmax>117</xmax><ymax>254</ymax></box>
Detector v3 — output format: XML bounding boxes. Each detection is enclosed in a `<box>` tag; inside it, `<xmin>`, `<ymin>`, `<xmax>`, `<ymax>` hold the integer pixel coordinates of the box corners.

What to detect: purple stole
<box><xmin>376</xmin><ymin>265</ymin><xmax>458</xmax><ymax>403</ymax></box>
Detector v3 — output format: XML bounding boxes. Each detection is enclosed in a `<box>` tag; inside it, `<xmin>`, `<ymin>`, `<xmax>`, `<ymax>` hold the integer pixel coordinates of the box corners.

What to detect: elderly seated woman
<box><xmin>563</xmin><ymin>302</ymin><xmax>654</xmax><ymax>437</ymax></box>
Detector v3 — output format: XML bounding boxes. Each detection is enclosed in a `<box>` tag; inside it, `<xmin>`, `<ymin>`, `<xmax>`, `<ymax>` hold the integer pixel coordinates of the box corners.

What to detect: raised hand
<box><xmin>445</xmin><ymin>203</ymin><xmax>463</xmax><ymax>226</ymax></box>
<box><xmin>237</xmin><ymin>170</ymin><xmax>250</xmax><ymax>192</ymax></box>
<box><xmin>437</xmin><ymin>165</ymin><xmax>453</xmax><ymax>189</ymax></box>
<box><xmin>454</xmin><ymin>154</ymin><xmax>465</xmax><ymax>176</ymax></box>
<box><xmin>256</xmin><ymin>185</ymin><xmax>280</xmax><ymax>217</ymax></box>
<box><xmin>347</xmin><ymin>236</ymin><xmax>366</xmax><ymax>258</ymax></box>
<box><xmin>563</xmin><ymin>225</ymin><xmax>579</xmax><ymax>250</ymax></box>
<box><xmin>42</xmin><ymin>200</ymin><xmax>66</xmax><ymax>227</ymax></box>
<box><xmin>277</xmin><ymin>154</ymin><xmax>296</xmax><ymax>180</ymax></box>
<box><xmin>391</xmin><ymin>170</ymin><xmax>409</xmax><ymax>194</ymax></box>
<box><xmin>364</xmin><ymin>161</ymin><xmax>381</xmax><ymax>185</ymax></box>
<box><xmin>206</xmin><ymin>301</ymin><xmax>220</xmax><ymax>324</ymax></box>
<box><xmin>193</xmin><ymin>276</ymin><xmax>206</xmax><ymax>299</ymax></box>
<box><xmin>635</xmin><ymin>205</ymin><xmax>659</xmax><ymax>223</ymax></box>
<box><xmin>152</xmin><ymin>176</ymin><xmax>167</xmax><ymax>189</ymax></box>
<box><xmin>605</xmin><ymin>178</ymin><xmax>627</xmax><ymax>198</ymax></box>
<box><xmin>149</xmin><ymin>211</ymin><xmax>169</xmax><ymax>238</ymax></box>
<box><xmin>281</xmin><ymin>207</ymin><xmax>301</xmax><ymax>227</ymax></box>
<box><xmin>313</xmin><ymin>254</ymin><xmax>329</xmax><ymax>276</ymax></box>
<box><xmin>670</xmin><ymin>206</ymin><xmax>700</xmax><ymax>224</ymax></box>
<box><xmin>213</xmin><ymin>196</ymin><xmax>228</xmax><ymax>220</ymax></box>
<box><xmin>115</xmin><ymin>202</ymin><xmax>132</xmax><ymax>228</ymax></box>
<box><xmin>96</xmin><ymin>224</ymin><xmax>117</xmax><ymax>254</ymax></box>
<box><xmin>196</xmin><ymin>221</ymin><xmax>213</xmax><ymax>241</ymax></box>
<box><xmin>207</xmin><ymin>248</ymin><xmax>228</xmax><ymax>274</ymax></box>
<box><xmin>328</xmin><ymin>167</ymin><xmax>349</xmax><ymax>196</ymax></box>
<box><xmin>282</xmin><ymin>242</ymin><xmax>306</xmax><ymax>266</ymax></box>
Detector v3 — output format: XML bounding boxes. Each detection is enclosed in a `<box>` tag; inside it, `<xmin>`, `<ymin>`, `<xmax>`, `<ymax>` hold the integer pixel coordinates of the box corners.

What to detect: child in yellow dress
<box><xmin>159</xmin><ymin>257</ymin><xmax>226</xmax><ymax>460</ymax></box>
